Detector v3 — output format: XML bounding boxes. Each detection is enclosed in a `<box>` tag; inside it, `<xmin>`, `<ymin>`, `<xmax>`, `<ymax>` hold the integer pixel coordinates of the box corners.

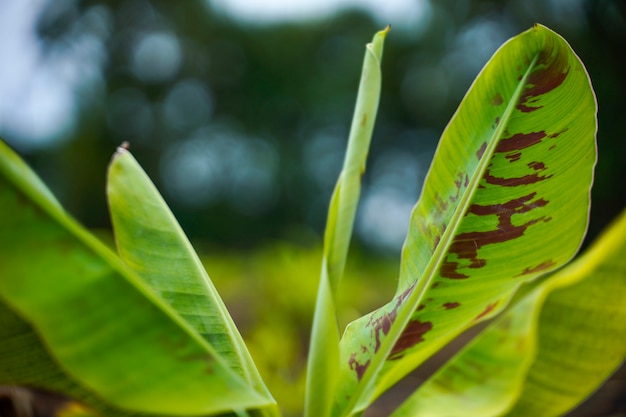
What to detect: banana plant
<box><xmin>0</xmin><ymin>23</ymin><xmax>621</xmax><ymax>417</ymax></box>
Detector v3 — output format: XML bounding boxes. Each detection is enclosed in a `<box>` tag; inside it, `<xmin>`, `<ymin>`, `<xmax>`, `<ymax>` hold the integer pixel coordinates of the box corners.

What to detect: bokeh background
<box><xmin>1</xmin><ymin>0</ymin><xmax>625</xmax><ymax>416</ymax></box>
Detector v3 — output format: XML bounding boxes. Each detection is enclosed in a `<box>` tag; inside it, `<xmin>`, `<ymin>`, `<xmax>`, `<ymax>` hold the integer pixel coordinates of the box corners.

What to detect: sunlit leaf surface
<box><xmin>0</xmin><ymin>140</ymin><xmax>273</xmax><ymax>415</ymax></box>
<box><xmin>393</xmin><ymin>208</ymin><xmax>626</xmax><ymax>417</ymax></box>
<box><xmin>107</xmin><ymin>147</ymin><xmax>274</xmax><ymax>410</ymax></box>
<box><xmin>335</xmin><ymin>24</ymin><xmax>597</xmax><ymax>416</ymax></box>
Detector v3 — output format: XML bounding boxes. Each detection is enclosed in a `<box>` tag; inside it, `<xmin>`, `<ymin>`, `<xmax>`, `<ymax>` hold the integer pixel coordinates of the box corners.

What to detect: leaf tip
<box><xmin>112</xmin><ymin>141</ymin><xmax>130</xmax><ymax>160</ymax></box>
<box><xmin>118</xmin><ymin>141</ymin><xmax>130</xmax><ymax>152</ymax></box>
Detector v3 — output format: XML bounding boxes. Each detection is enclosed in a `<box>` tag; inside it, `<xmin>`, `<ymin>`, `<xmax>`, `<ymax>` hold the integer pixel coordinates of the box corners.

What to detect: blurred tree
<box><xmin>1</xmin><ymin>0</ymin><xmax>624</xmax><ymax>255</ymax></box>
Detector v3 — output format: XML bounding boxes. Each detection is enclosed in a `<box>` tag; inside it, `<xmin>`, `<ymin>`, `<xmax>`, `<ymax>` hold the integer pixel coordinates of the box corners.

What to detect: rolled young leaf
<box><xmin>107</xmin><ymin>146</ymin><xmax>274</xmax><ymax>413</ymax></box>
<box><xmin>335</xmin><ymin>24</ymin><xmax>597</xmax><ymax>416</ymax></box>
<box><xmin>393</xmin><ymin>207</ymin><xmax>626</xmax><ymax>417</ymax></box>
<box><xmin>305</xmin><ymin>27</ymin><xmax>389</xmax><ymax>417</ymax></box>
<box><xmin>0</xmin><ymin>139</ymin><xmax>273</xmax><ymax>415</ymax></box>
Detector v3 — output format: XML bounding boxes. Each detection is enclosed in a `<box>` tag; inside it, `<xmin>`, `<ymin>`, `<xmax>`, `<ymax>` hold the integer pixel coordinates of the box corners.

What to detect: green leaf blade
<box><xmin>395</xmin><ymin>208</ymin><xmax>626</xmax><ymax>417</ymax></box>
<box><xmin>503</xmin><ymin>209</ymin><xmax>626</xmax><ymax>416</ymax></box>
<box><xmin>0</xmin><ymin>140</ymin><xmax>273</xmax><ymax>415</ymax></box>
<box><xmin>107</xmin><ymin>147</ymin><xmax>272</xmax><ymax>403</ymax></box>
<box><xmin>305</xmin><ymin>27</ymin><xmax>389</xmax><ymax>417</ymax></box>
<box><xmin>390</xmin><ymin>294</ymin><xmax>541</xmax><ymax>417</ymax></box>
<box><xmin>335</xmin><ymin>24</ymin><xmax>597</xmax><ymax>415</ymax></box>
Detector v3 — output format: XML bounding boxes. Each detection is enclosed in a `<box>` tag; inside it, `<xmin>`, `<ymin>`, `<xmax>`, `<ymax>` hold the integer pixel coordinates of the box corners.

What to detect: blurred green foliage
<box><xmin>2</xmin><ymin>0</ymin><xmax>624</xmax><ymax>255</ymax></box>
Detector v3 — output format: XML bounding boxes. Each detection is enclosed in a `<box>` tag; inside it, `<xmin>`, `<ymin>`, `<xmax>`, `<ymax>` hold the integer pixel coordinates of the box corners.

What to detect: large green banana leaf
<box><xmin>0</xmin><ymin>139</ymin><xmax>274</xmax><ymax>415</ymax></box>
<box><xmin>392</xmin><ymin>207</ymin><xmax>626</xmax><ymax>417</ymax></box>
<box><xmin>334</xmin><ymin>24</ymin><xmax>597</xmax><ymax>416</ymax></box>
<box><xmin>107</xmin><ymin>146</ymin><xmax>274</xmax><ymax>414</ymax></box>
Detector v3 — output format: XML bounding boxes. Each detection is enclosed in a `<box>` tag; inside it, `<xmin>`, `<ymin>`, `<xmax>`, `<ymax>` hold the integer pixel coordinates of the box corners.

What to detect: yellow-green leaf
<box><xmin>305</xmin><ymin>27</ymin><xmax>389</xmax><ymax>417</ymax></box>
<box><xmin>335</xmin><ymin>24</ymin><xmax>597</xmax><ymax>416</ymax></box>
<box><xmin>0</xmin><ymin>139</ymin><xmax>273</xmax><ymax>415</ymax></box>
<box><xmin>107</xmin><ymin>146</ymin><xmax>274</xmax><ymax>412</ymax></box>
<box><xmin>393</xmin><ymin>207</ymin><xmax>626</xmax><ymax>417</ymax></box>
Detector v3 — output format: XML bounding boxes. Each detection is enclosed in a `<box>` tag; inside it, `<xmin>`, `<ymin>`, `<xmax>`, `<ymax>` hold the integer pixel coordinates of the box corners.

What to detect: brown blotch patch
<box><xmin>516</xmin><ymin>260</ymin><xmax>556</xmax><ymax>277</ymax></box>
<box><xmin>432</xmin><ymin>234</ymin><xmax>441</xmax><ymax>249</ymax></box>
<box><xmin>434</xmin><ymin>193</ymin><xmax>449</xmax><ymax>213</ymax></box>
<box><xmin>365</xmin><ymin>284</ymin><xmax>415</xmax><ymax>353</ymax></box>
<box><xmin>517</xmin><ymin>46</ymin><xmax>570</xmax><ymax>113</ymax></box>
<box><xmin>476</xmin><ymin>142</ymin><xmax>488</xmax><ymax>160</ymax></box>
<box><xmin>492</xmin><ymin>93</ymin><xmax>504</xmax><ymax>106</ymax></box>
<box><xmin>548</xmin><ymin>128</ymin><xmax>568</xmax><ymax>138</ymax></box>
<box><xmin>527</xmin><ymin>161</ymin><xmax>546</xmax><ymax>171</ymax></box>
<box><xmin>440</xmin><ymin>261</ymin><xmax>469</xmax><ymax>279</ymax></box>
<box><xmin>450</xmin><ymin>172</ymin><xmax>467</xmax><ymax>203</ymax></box>
<box><xmin>475</xmin><ymin>302</ymin><xmax>499</xmax><ymax>321</ymax></box>
<box><xmin>443</xmin><ymin>302</ymin><xmax>461</xmax><ymax>310</ymax></box>
<box><xmin>348</xmin><ymin>354</ymin><xmax>370</xmax><ymax>381</ymax></box>
<box><xmin>496</xmin><ymin>131</ymin><xmax>547</xmax><ymax>153</ymax></box>
<box><xmin>389</xmin><ymin>320</ymin><xmax>433</xmax><ymax>360</ymax></box>
<box><xmin>483</xmin><ymin>168</ymin><xmax>552</xmax><ymax>187</ymax></box>
<box><xmin>506</xmin><ymin>152</ymin><xmax>522</xmax><ymax>162</ymax></box>
<box><xmin>440</xmin><ymin>193</ymin><xmax>549</xmax><ymax>279</ymax></box>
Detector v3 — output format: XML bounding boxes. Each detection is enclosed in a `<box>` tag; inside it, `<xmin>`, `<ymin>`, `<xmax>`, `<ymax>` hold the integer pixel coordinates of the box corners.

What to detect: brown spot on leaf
<box><xmin>389</xmin><ymin>320</ymin><xmax>433</xmax><ymax>359</ymax></box>
<box><xmin>450</xmin><ymin>173</ymin><xmax>466</xmax><ymax>203</ymax></box>
<box><xmin>496</xmin><ymin>131</ymin><xmax>547</xmax><ymax>153</ymax></box>
<box><xmin>348</xmin><ymin>354</ymin><xmax>370</xmax><ymax>381</ymax></box>
<box><xmin>435</xmin><ymin>194</ymin><xmax>449</xmax><ymax>213</ymax></box>
<box><xmin>443</xmin><ymin>302</ymin><xmax>461</xmax><ymax>309</ymax></box>
<box><xmin>366</xmin><ymin>284</ymin><xmax>415</xmax><ymax>353</ymax></box>
<box><xmin>476</xmin><ymin>142</ymin><xmax>488</xmax><ymax>160</ymax></box>
<box><xmin>475</xmin><ymin>302</ymin><xmax>499</xmax><ymax>321</ymax></box>
<box><xmin>440</xmin><ymin>193</ymin><xmax>549</xmax><ymax>279</ymax></box>
<box><xmin>517</xmin><ymin>46</ymin><xmax>570</xmax><ymax>113</ymax></box>
<box><xmin>548</xmin><ymin>128</ymin><xmax>568</xmax><ymax>138</ymax></box>
<box><xmin>516</xmin><ymin>260</ymin><xmax>556</xmax><ymax>277</ymax></box>
<box><xmin>361</xmin><ymin>113</ymin><xmax>367</xmax><ymax>126</ymax></box>
<box><xmin>492</xmin><ymin>93</ymin><xmax>504</xmax><ymax>106</ymax></box>
<box><xmin>528</xmin><ymin>161</ymin><xmax>546</xmax><ymax>171</ymax></box>
<box><xmin>483</xmin><ymin>168</ymin><xmax>552</xmax><ymax>187</ymax></box>
<box><xmin>506</xmin><ymin>152</ymin><xmax>522</xmax><ymax>162</ymax></box>
<box><xmin>440</xmin><ymin>261</ymin><xmax>469</xmax><ymax>279</ymax></box>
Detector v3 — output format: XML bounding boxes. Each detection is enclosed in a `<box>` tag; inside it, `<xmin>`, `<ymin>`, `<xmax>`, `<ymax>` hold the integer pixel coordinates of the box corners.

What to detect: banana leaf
<box><xmin>334</xmin><ymin>24</ymin><xmax>597</xmax><ymax>416</ymax></box>
<box><xmin>0</xmin><ymin>139</ymin><xmax>274</xmax><ymax>416</ymax></box>
<box><xmin>107</xmin><ymin>146</ymin><xmax>274</xmax><ymax>409</ymax></box>
<box><xmin>392</xmin><ymin>207</ymin><xmax>626</xmax><ymax>417</ymax></box>
<box><xmin>305</xmin><ymin>27</ymin><xmax>389</xmax><ymax>417</ymax></box>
